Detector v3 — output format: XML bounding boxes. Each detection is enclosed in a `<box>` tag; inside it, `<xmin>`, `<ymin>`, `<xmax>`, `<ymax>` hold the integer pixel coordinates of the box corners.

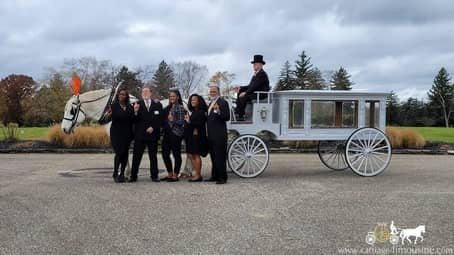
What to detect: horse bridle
<box><xmin>63</xmin><ymin>93</ymin><xmax>111</xmax><ymax>132</ymax></box>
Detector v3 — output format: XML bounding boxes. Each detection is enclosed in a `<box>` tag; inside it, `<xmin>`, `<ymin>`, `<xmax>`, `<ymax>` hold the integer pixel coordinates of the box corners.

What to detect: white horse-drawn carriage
<box><xmin>226</xmin><ymin>90</ymin><xmax>392</xmax><ymax>177</ymax></box>
<box><xmin>61</xmin><ymin>77</ymin><xmax>392</xmax><ymax>178</ymax></box>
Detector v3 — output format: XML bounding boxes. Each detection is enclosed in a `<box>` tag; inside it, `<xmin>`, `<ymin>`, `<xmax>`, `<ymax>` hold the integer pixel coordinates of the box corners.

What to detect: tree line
<box><xmin>0</xmin><ymin>52</ymin><xmax>452</xmax><ymax>128</ymax></box>
<box><xmin>0</xmin><ymin>56</ymin><xmax>237</xmax><ymax>126</ymax></box>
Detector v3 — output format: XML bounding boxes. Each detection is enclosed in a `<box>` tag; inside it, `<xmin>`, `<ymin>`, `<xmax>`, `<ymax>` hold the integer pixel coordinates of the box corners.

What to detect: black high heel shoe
<box><xmin>188</xmin><ymin>177</ymin><xmax>203</xmax><ymax>182</ymax></box>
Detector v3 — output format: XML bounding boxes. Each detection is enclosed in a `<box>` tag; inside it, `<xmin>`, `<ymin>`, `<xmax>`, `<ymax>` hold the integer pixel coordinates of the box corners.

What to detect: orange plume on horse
<box><xmin>71</xmin><ymin>75</ymin><xmax>81</xmax><ymax>95</ymax></box>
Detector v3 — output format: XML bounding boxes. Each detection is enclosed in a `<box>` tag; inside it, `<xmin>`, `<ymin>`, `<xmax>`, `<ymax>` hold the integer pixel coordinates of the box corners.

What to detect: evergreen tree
<box><xmin>115</xmin><ymin>66</ymin><xmax>143</xmax><ymax>98</ymax></box>
<box><xmin>275</xmin><ymin>61</ymin><xmax>295</xmax><ymax>91</ymax></box>
<box><xmin>306</xmin><ymin>68</ymin><xmax>326</xmax><ymax>90</ymax></box>
<box><xmin>152</xmin><ymin>60</ymin><xmax>175</xmax><ymax>99</ymax></box>
<box><xmin>427</xmin><ymin>67</ymin><xmax>453</xmax><ymax>127</ymax></box>
<box><xmin>400</xmin><ymin>97</ymin><xmax>432</xmax><ymax>126</ymax></box>
<box><xmin>294</xmin><ymin>51</ymin><xmax>313</xmax><ymax>89</ymax></box>
<box><xmin>330</xmin><ymin>66</ymin><xmax>353</xmax><ymax>90</ymax></box>
<box><xmin>386</xmin><ymin>90</ymin><xmax>401</xmax><ymax>125</ymax></box>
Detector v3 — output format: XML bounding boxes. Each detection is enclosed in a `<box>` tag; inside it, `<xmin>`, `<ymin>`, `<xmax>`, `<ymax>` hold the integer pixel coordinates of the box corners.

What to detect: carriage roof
<box><xmin>271</xmin><ymin>90</ymin><xmax>389</xmax><ymax>98</ymax></box>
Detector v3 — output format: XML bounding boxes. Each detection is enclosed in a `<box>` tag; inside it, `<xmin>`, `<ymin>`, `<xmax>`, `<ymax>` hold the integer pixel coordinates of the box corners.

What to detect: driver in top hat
<box><xmin>233</xmin><ymin>54</ymin><xmax>270</xmax><ymax>121</ymax></box>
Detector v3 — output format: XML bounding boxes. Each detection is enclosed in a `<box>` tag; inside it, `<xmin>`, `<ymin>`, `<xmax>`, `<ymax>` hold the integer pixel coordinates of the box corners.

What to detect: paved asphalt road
<box><xmin>0</xmin><ymin>153</ymin><xmax>453</xmax><ymax>255</ymax></box>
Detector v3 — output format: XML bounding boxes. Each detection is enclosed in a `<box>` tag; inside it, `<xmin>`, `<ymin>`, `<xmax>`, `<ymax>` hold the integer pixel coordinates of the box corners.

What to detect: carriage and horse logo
<box><xmin>365</xmin><ymin>221</ymin><xmax>426</xmax><ymax>246</ymax></box>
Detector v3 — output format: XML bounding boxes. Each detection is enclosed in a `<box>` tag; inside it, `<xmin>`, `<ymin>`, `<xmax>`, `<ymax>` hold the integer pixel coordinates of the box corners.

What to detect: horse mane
<box><xmin>79</xmin><ymin>88</ymin><xmax>110</xmax><ymax>100</ymax></box>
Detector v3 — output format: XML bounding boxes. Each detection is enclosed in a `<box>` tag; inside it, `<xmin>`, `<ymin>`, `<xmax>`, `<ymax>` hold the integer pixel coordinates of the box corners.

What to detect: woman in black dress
<box><xmin>184</xmin><ymin>94</ymin><xmax>208</xmax><ymax>182</ymax></box>
<box><xmin>107</xmin><ymin>89</ymin><xmax>134</xmax><ymax>183</ymax></box>
<box><xmin>162</xmin><ymin>89</ymin><xmax>186</xmax><ymax>182</ymax></box>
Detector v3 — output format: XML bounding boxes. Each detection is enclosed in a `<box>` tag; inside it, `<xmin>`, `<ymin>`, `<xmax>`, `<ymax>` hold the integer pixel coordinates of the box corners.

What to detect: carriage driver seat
<box><xmin>243</xmin><ymin>93</ymin><xmax>269</xmax><ymax>121</ymax></box>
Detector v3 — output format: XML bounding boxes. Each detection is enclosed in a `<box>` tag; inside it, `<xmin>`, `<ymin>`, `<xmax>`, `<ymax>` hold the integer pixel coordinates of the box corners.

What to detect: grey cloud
<box><xmin>1</xmin><ymin>0</ymin><xmax>454</xmax><ymax>100</ymax></box>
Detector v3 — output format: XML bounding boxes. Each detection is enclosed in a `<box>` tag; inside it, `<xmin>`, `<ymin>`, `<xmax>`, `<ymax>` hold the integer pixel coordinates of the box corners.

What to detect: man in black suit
<box><xmin>234</xmin><ymin>54</ymin><xmax>270</xmax><ymax>120</ymax></box>
<box><xmin>130</xmin><ymin>86</ymin><xmax>163</xmax><ymax>182</ymax></box>
<box><xmin>206</xmin><ymin>84</ymin><xmax>230</xmax><ymax>184</ymax></box>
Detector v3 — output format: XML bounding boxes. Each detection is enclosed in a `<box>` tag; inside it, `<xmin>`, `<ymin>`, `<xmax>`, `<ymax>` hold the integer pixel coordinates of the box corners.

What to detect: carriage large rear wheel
<box><xmin>345</xmin><ymin>127</ymin><xmax>392</xmax><ymax>177</ymax></box>
<box><xmin>317</xmin><ymin>140</ymin><xmax>349</xmax><ymax>171</ymax></box>
<box><xmin>227</xmin><ymin>135</ymin><xmax>269</xmax><ymax>178</ymax></box>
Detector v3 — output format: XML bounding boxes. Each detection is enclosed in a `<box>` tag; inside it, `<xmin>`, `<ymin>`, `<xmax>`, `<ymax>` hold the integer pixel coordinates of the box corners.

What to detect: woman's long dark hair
<box><xmin>187</xmin><ymin>94</ymin><xmax>208</xmax><ymax>113</ymax></box>
<box><xmin>168</xmin><ymin>89</ymin><xmax>183</xmax><ymax>106</ymax></box>
<box><xmin>114</xmin><ymin>88</ymin><xmax>130</xmax><ymax>105</ymax></box>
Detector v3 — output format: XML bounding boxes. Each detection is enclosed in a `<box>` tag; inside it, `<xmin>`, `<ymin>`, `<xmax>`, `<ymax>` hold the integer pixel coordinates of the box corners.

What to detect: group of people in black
<box><xmin>107</xmin><ymin>54</ymin><xmax>270</xmax><ymax>185</ymax></box>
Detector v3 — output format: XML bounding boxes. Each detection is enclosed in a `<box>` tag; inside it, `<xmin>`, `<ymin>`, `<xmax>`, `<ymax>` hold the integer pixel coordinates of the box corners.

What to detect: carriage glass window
<box><xmin>365</xmin><ymin>101</ymin><xmax>380</xmax><ymax>128</ymax></box>
<box><xmin>288</xmin><ymin>100</ymin><xmax>304</xmax><ymax>128</ymax></box>
<box><xmin>311</xmin><ymin>101</ymin><xmax>335</xmax><ymax>128</ymax></box>
<box><xmin>311</xmin><ymin>100</ymin><xmax>358</xmax><ymax>128</ymax></box>
<box><xmin>342</xmin><ymin>101</ymin><xmax>358</xmax><ymax>128</ymax></box>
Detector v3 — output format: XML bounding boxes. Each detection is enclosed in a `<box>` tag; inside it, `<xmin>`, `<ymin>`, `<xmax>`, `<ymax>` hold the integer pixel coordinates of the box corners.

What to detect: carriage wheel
<box><xmin>317</xmin><ymin>140</ymin><xmax>349</xmax><ymax>171</ymax></box>
<box><xmin>227</xmin><ymin>135</ymin><xmax>269</xmax><ymax>178</ymax></box>
<box><xmin>345</xmin><ymin>128</ymin><xmax>392</xmax><ymax>177</ymax></box>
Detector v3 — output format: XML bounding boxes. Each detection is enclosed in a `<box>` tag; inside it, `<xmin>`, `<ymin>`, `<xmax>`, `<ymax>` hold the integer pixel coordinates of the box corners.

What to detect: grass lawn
<box><xmin>0</xmin><ymin>127</ymin><xmax>50</xmax><ymax>141</ymax></box>
<box><xmin>2</xmin><ymin>126</ymin><xmax>454</xmax><ymax>143</ymax></box>
<box><xmin>395</xmin><ymin>126</ymin><xmax>454</xmax><ymax>143</ymax></box>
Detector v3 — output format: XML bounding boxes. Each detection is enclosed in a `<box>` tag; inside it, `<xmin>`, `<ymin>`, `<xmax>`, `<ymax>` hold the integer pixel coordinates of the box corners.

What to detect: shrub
<box><xmin>401</xmin><ymin>129</ymin><xmax>425</xmax><ymax>149</ymax></box>
<box><xmin>386</xmin><ymin>127</ymin><xmax>425</xmax><ymax>149</ymax></box>
<box><xmin>1</xmin><ymin>123</ymin><xmax>19</xmax><ymax>142</ymax></box>
<box><xmin>386</xmin><ymin>127</ymin><xmax>403</xmax><ymax>148</ymax></box>
<box><xmin>47</xmin><ymin>124</ymin><xmax>110</xmax><ymax>148</ymax></box>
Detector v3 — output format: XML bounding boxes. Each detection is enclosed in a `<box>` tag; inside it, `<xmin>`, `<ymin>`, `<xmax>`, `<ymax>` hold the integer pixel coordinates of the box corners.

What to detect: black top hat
<box><xmin>251</xmin><ymin>55</ymin><xmax>266</xmax><ymax>65</ymax></box>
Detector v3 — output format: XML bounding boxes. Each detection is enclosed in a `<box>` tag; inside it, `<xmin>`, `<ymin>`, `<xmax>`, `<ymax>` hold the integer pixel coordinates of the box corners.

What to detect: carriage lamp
<box><xmin>260</xmin><ymin>108</ymin><xmax>268</xmax><ymax>121</ymax></box>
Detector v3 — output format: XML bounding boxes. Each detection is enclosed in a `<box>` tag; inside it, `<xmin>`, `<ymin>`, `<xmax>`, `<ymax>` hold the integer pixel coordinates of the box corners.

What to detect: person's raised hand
<box><xmin>184</xmin><ymin>112</ymin><xmax>190</xmax><ymax>123</ymax></box>
<box><xmin>146</xmin><ymin>127</ymin><xmax>154</xmax><ymax>134</ymax></box>
<box><xmin>106</xmin><ymin>106</ymin><xmax>112</xmax><ymax>116</ymax></box>
<box><xmin>213</xmin><ymin>103</ymin><xmax>220</xmax><ymax>113</ymax></box>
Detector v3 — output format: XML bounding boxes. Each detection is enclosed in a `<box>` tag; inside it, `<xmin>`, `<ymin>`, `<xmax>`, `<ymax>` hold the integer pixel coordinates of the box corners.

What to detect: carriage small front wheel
<box><xmin>317</xmin><ymin>140</ymin><xmax>349</xmax><ymax>171</ymax></box>
<box><xmin>227</xmin><ymin>135</ymin><xmax>269</xmax><ymax>178</ymax></box>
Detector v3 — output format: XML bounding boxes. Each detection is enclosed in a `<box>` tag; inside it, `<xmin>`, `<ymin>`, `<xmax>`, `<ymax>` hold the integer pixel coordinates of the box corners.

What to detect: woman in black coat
<box><xmin>184</xmin><ymin>94</ymin><xmax>208</xmax><ymax>182</ymax></box>
<box><xmin>107</xmin><ymin>89</ymin><xmax>134</xmax><ymax>183</ymax></box>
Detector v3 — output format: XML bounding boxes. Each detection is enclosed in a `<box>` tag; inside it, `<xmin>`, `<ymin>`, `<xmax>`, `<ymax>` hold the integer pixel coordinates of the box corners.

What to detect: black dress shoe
<box><xmin>188</xmin><ymin>177</ymin><xmax>203</xmax><ymax>182</ymax></box>
<box><xmin>112</xmin><ymin>171</ymin><xmax>118</xmax><ymax>182</ymax></box>
<box><xmin>151</xmin><ymin>177</ymin><xmax>160</xmax><ymax>182</ymax></box>
<box><xmin>204</xmin><ymin>177</ymin><xmax>216</xmax><ymax>182</ymax></box>
<box><xmin>117</xmin><ymin>175</ymin><xmax>126</xmax><ymax>183</ymax></box>
<box><xmin>216</xmin><ymin>179</ymin><xmax>227</xmax><ymax>184</ymax></box>
<box><xmin>128</xmin><ymin>178</ymin><xmax>137</xmax><ymax>183</ymax></box>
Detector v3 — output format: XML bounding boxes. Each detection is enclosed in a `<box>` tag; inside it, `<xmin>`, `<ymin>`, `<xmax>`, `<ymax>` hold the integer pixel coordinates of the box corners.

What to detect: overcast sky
<box><xmin>1</xmin><ymin>0</ymin><xmax>453</xmax><ymax>100</ymax></box>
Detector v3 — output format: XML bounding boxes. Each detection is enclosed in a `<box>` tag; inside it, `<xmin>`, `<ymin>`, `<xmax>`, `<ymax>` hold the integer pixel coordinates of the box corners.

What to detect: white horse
<box><xmin>400</xmin><ymin>225</ymin><xmax>425</xmax><ymax>245</ymax></box>
<box><xmin>61</xmin><ymin>86</ymin><xmax>194</xmax><ymax>179</ymax></box>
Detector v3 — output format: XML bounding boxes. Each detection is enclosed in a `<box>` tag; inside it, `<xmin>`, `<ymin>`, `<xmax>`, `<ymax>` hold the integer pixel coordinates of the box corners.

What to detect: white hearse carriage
<box><xmin>227</xmin><ymin>90</ymin><xmax>391</xmax><ymax>178</ymax></box>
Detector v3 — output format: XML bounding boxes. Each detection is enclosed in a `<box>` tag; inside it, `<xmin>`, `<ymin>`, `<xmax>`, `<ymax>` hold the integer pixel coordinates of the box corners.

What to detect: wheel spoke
<box><xmin>253</xmin><ymin>147</ymin><xmax>266</xmax><ymax>154</ymax></box>
<box><xmin>371</xmin><ymin>151</ymin><xmax>388</xmax><ymax>156</ymax></box>
<box><xmin>371</xmin><ymin>137</ymin><xmax>385</xmax><ymax>150</ymax></box>
<box><xmin>350</xmin><ymin>141</ymin><xmax>364</xmax><ymax>150</ymax></box>
<box><xmin>250</xmin><ymin>158</ymin><xmax>261</xmax><ymax>171</ymax></box>
<box><xmin>372</xmin><ymin>145</ymin><xmax>389</xmax><ymax>152</ymax></box>
<box><xmin>356</xmin><ymin>156</ymin><xmax>366</xmax><ymax>173</ymax></box>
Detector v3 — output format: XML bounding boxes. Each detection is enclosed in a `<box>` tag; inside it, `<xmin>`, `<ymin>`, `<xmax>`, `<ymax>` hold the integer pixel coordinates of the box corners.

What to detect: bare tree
<box><xmin>173</xmin><ymin>61</ymin><xmax>208</xmax><ymax>98</ymax></box>
<box><xmin>209</xmin><ymin>71</ymin><xmax>236</xmax><ymax>96</ymax></box>
<box><xmin>61</xmin><ymin>56</ymin><xmax>117</xmax><ymax>91</ymax></box>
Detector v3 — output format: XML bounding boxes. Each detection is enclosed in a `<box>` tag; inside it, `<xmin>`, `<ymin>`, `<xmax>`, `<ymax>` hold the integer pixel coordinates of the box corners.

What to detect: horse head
<box><xmin>61</xmin><ymin>95</ymin><xmax>86</xmax><ymax>134</ymax></box>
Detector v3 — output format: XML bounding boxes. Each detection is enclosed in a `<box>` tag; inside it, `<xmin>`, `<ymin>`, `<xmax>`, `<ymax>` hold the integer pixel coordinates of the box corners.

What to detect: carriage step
<box><xmin>231</xmin><ymin>121</ymin><xmax>253</xmax><ymax>124</ymax></box>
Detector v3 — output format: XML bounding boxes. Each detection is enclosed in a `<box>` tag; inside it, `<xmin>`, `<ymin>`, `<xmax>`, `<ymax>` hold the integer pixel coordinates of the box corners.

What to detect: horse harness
<box><xmin>63</xmin><ymin>88</ymin><xmax>115</xmax><ymax>131</ymax></box>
